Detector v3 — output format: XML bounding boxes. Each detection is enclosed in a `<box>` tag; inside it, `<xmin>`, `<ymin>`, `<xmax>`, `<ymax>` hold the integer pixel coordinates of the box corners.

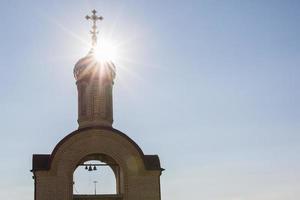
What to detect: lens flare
<box><xmin>94</xmin><ymin>39</ymin><xmax>119</xmax><ymax>62</ymax></box>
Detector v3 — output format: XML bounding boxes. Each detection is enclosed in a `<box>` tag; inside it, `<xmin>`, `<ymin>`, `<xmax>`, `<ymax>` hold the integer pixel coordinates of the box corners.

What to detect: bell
<box><xmin>88</xmin><ymin>165</ymin><xmax>93</xmax><ymax>171</ymax></box>
<box><xmin>93</xmin><ymin>165</ymin><xmax>97</xmax><ymax>170</ymax></box>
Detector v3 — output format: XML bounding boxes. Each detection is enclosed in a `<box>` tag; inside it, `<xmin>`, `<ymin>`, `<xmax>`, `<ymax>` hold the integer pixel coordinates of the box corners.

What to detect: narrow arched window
<box><xmin>79</xmin><ymin>83</ymin><xmax>87</xmax><ymax>116</ymax></box>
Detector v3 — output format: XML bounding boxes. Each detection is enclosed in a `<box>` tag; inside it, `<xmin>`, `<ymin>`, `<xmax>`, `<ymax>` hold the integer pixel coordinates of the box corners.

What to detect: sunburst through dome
<box><xmin>93</xmin><ymin>38</ymin><xmax>119</xmax><ymax>62</ymax></box>
<box><xmin>85</xmin><ymin>10</ymin><xmax>119</xmax><ymax>63</ymax></box>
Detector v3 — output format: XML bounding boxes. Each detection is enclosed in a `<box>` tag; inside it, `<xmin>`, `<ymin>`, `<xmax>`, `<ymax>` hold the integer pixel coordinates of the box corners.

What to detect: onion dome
<box><xmin>74</xmin><ymin>9</ymin><xmax>115</xmax><ymax>81</ymax></box>
<box><xmin>73</xmin><ymin>52</ymin><xmax>116</xmax><ymax>81</ymax></box>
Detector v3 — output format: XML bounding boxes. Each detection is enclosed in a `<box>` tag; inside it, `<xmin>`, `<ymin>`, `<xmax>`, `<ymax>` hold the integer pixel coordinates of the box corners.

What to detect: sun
<box><xmin>93</xmin><ymin>38</ymin><xmax>119</xmax><ymax>62</ymax></box>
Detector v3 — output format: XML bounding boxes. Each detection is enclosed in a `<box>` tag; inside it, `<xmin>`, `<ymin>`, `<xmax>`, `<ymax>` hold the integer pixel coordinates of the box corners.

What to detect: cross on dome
<box><xmin>85</xmin><ymin>9</ymin><xmax>103</xmax><ymax>50</ymax></box>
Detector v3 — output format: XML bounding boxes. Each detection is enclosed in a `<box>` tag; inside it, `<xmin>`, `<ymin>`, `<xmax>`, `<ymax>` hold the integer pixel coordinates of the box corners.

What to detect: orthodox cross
<box><xmin>86</xmin><ymin>10</ymin><xmax>103</xmax><ymax>49</ymax></box>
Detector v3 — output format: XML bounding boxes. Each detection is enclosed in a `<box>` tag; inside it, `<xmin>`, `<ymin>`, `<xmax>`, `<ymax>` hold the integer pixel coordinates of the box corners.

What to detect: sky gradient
<box><xmin>0</xmin><ymin>0</ymin><xmax>299</xmax><ymax>199</ymax></box>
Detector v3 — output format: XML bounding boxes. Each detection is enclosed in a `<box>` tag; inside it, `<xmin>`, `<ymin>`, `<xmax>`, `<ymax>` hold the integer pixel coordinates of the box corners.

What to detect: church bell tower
<box><xmin>74</xmin><ymin>45</ymin><xmax>116</xmax><ymax>128</ymax></box>
<box><xmin>74</xmin><ymin>10</ymin><xmax>115</xmax><ymax>128</ymax></box>
<box><xmin>31</xmin><ymin>10</ymin><xmax>163</xmax><ymax>200</ymax></box>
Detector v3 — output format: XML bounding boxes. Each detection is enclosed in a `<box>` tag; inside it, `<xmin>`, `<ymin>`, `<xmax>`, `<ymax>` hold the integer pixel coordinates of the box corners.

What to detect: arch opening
<box><xmin>73</xmin><ymin>154</ymin><xmax>121</xmax><ymax>199</ymax></box>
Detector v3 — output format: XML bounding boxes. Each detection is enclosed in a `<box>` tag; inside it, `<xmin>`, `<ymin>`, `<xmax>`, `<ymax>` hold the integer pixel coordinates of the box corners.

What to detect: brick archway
<box><xmin>32</xmin><ymin>127</ymin><xmax>163</xmax><ymax>200</ymax></box>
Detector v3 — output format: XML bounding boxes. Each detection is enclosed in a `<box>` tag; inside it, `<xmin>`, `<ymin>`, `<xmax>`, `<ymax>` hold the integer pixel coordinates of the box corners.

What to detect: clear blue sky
<box><xmin>0</xmin><ymin>0</ymin><xmax>299</xmax><ymax>199</ymax></box>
